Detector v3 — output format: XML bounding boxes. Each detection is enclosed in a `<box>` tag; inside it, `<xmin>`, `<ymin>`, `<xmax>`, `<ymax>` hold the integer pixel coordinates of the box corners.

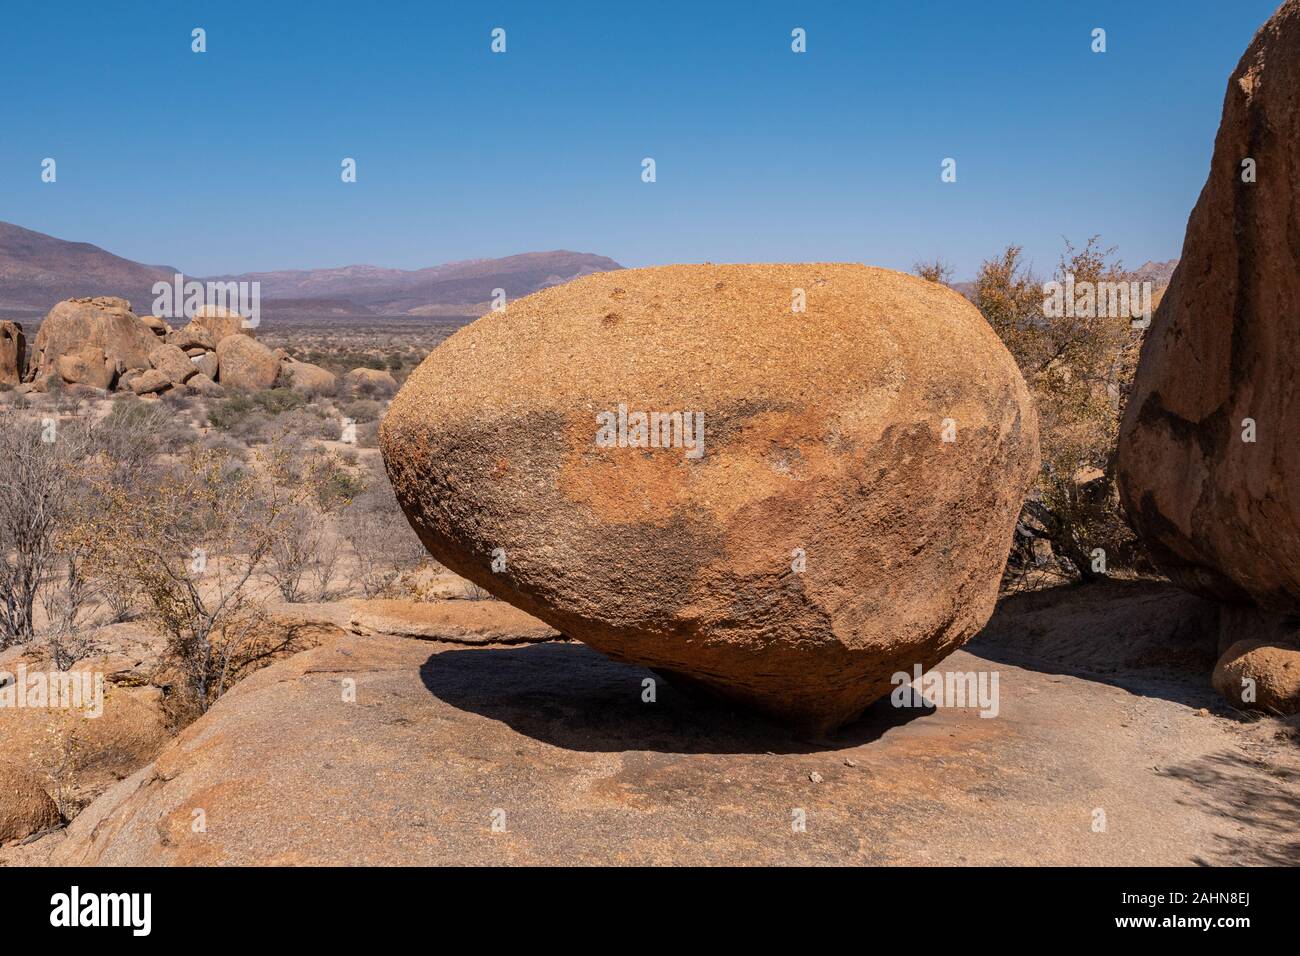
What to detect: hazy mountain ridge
<box><xmin>0</xmin><ymin>221</ymin><xmax>622</xmax><ymax>316</ymax></box>
<box><xmin>0</xmin><ymin>221</ymin><xmax>179</xmax><ymax>312</ymax></box>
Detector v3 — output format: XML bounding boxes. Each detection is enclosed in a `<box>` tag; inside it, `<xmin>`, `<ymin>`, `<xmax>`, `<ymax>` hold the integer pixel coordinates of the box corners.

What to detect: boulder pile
<box><xmin>12</xmin><ymin>297</ymin><xmax>339</xmax><ymax>398</ymax></box>
<box><xmin>1117</xmin><ymin>0</ymin><xmax>1300</xmax><ymax>714</ymax></box>
<box><xmin>381</xmin><ymin>263</ymin><xmax>1039</xmax><ymax>732</ymax></box>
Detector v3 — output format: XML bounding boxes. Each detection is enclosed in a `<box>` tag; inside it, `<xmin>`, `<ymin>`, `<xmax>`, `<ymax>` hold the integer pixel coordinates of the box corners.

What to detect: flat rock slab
<box><xmin>44</xmin><ymin>581</ymin><xmax>1299</xmax><ymax>866</ymax></box>
<box><xmin>348</xmin><ymin>598</ymin><xmax>560</xmax><ymax>644</ymax></box>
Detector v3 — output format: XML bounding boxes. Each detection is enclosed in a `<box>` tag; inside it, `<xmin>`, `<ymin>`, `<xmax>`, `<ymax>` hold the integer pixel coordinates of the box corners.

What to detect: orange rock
<box><xmin>0</xmin><ymin>320</ymin><xmax>25</xmax><ymax>386</ymax></box>
<box><xmin>381</xmin><ymin>263</ymin><xmax>1039</xmax><ymax>732</ymax></box>
<box><xmin>0</xmin><ymin>767</ymin><xmax>59</xmax><ymax>844</ymax></box>
<box><xmin>30</xmin><ymin>297</ymin><xmax>157</xmax><ymax>384</ymax></box>
<box><xmin>1119</xmin><ymin>1</ymin><xmax>1300</xmax><ymax>612</ymax></box>
<box><xmin>1213</xmin><ymin>638</ymin><xmax>1300</xmax><ymax>715</ymax></box>
<box><xmin>216</xmin><ymin>334</ymin><xmax>279</xmax><ymax>390</ymax></box>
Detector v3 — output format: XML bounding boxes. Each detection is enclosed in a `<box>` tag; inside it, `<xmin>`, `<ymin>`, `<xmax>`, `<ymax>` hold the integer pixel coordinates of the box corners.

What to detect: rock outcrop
<box><xmin>15</xmin><ymin>294</ymin><xmax>287</xmax><ymax>396</ymax></box>
<box><xmin>348</xmin><ymin>598</ymin><xmax>561</xmax><ymax>644</ymax></box>
<box><xmin>29</xmin><ymin>297</ymin><xmax>158</xmax><ymax>388</ymax></box>
<box><xmin>1115</xmin><ymin>1</ymin><xmax>1300</xmax><ymax>711</ymax></box>
<box><xmin>45</xmin><ymin>582</ymin><xmax>1300</xmax><ymax>866</ymax></box>
<box><xmin>1118</xmin><ymin>0</ymin><xmax>1300</xmax><ymax>612</ymax></box>
<box><xmin>0</xmin><ymin>320</ymin><xmax>25</xmax><ymax>386</ymax></box>
<box><xmin>381</xmin><ymin>263</ymin><xmax>1039</xmax><ymax>732</ymax></box>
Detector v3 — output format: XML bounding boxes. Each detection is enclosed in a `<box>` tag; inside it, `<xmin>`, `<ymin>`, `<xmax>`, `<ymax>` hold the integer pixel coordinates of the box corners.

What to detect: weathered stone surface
<box><xmin>29</xmin><ymin>297</ymin><xmax>158</xmax><ymax>383</ymax></box>
<box><xmin>139</xmin><ymin>315</ymin><xmax>171</xmax><ymax>337</ymax></box>
<box><xmin>192</xmin><ymin>352</ymin><xmax>219</xmax><ymax>380</ymax></box>
<box><xmin>0</xmin><ymin>768</ymin><xmax>60</xmax><ymax>845</ymax></box>
<box><xmin>191</xmin><ymin>306</ymin><xmax>252</xmax><ymax>346</ymax></box>
<box><xmin>0</xmin><ymin>320</ymin><xmax>25</xmax><ymax>386</ymax></box>
<box><xmin>216</xmin><ymin>334</ymin><xmax>279</xmax><ymax>390</ymax></box>
<box><xmin>345</xmin><ymin>367</ymin><xmax>398</xmax><ymax>394</ymax></box>
<box><xmin>1213</xmin><ymin>638</ymin><xmax>1300</xmax><ymax>715</ymax></box>
<box><xmin>42</xmin><ymin>584</ymin><xmax>1300</xmax><ymax>866</ymax></box>
<box><xmin>349</xmin><ymin>598</ymin><xmax>561</xmax><ymax>644</ymax></box>
<box><xmin>1118</xmin><ymin>0</ymin><xmax>1300</xmax><ymax>612</ymax></box>
<box><xmin>130</xmin><ymin>368</ymin><xmax>171</xmax><ymax>395</ymax></box>
<box><xmin>282</xmin><ymin>359</ymin><xmax>337</xmax><ymax>396</ymax></box>
<box><xmin>148</xmin><ymin>343</ymin><xmax>197</xmax><ymax>386</ymax></box>
<box><xmin>185</xmin><ymin>372</ymin><xmax>223</xmax><ymax>397</ymax></box>
<box><xmin>381</xmin><ymin>263</ymin><xmax>1039</xmax><ymax>732</ymax></box>
<box><xmin>55</xmin><ymin>345</ymin><xmax>114</xmax><ymax>389</ymax></box>
<box><xmin>165</xmin><ymin>322</ymin><xmax>215</xmax><ymax>352</ymax></box>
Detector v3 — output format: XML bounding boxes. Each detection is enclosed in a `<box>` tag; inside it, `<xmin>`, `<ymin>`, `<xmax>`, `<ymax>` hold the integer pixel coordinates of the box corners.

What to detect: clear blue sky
<box><xmin>0</xmin><ymin>0</ymin><xmax>1280</xmax><ymax>279</ymax></box>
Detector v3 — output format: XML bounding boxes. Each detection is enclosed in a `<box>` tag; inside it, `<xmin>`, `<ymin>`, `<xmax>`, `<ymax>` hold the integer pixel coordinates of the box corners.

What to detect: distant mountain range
<box><xmin>0</xmin><ymin>221</ymin><xmax>622</xmax><ymax>318</ymax></box>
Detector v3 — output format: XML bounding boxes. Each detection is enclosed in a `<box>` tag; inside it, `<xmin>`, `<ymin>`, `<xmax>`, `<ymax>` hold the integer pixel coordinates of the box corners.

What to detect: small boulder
<box><xmin>0</xmin><ymin>767</ymin><xmax>60</xmax><ymax>844</ymax></box>
<box><xmin>191</xmin><ymin>352</ymin><xmax>219</xmax><ymax>380</ymax></box>
<box><xmin>216</xmin><ymin>334</ymin><xmax>279</xmax><ymax>390</ymax></box>
<box><xmin>139</xmin><ymin>315</ymin><xmax>171</xmax><ymax>337</ymax></box>
<box><xmin>282</xmin><ymin>359</ymin><xmax>337</xmax><ymax>396</ymax></box>
<box><xmin>166</xmin><ymin>322</ymin><xmax>216</xmax><ymax>352</ymax></box>
<box><xmin>185</xmin><ymin>372</ymin><xmax>224</xmax><ymax>397</ymax></box>
<box><xmin>117</xmin><ymin>369</ymin><xmax>144</xmax><ymax>393</ymax></box>
<box><xmin>149</xmin><ymin>344</ymin><xmax>197</xmax><ymax>386</ymax></box>
<box><xmin>345</xmin><ymin>367</ymin><xmax>398</xmax><ymax>394</ymax></box>
<box><xmin>1213</xmin><ymin>639</ymin><xmax>1300</xmax><ymax>715</ymax></box>
<box><xmin>131</xmin><ymin>368</ymin><xmax>171</xmax><ymax>395</ymax></box>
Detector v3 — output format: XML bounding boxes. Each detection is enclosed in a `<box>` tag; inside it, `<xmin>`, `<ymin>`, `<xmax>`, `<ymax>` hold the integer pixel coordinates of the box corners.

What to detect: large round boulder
<box><xmin>28</xmin><ymin>297</ymin><xmax>158</xmax><ymax>383</ymax></box>
<box><xmin>1118</xmin><ymin>1</ymin><xmax>1300</xmax><ymax>611</ymax></box>
<box><xmin>381</xmin><ymin>264</ymin><xmax>1039</xmax><ymax>732</ymax></box>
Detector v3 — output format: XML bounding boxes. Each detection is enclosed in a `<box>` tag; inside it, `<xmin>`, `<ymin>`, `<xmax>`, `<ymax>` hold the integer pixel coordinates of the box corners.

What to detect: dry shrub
<box><xmin>340</xmin><ymin>460</ymin><xmax>427</xmax><ymax>597</ymax></box>
<box><xmin>969</xmin><ymin>238</ymin><xmax>1148</xmax><ymax>584</ymax></box>
<box><xmin>82</xmin><ymin>446</ymin><xmax>314</xmax><ymax>718</ymax></box>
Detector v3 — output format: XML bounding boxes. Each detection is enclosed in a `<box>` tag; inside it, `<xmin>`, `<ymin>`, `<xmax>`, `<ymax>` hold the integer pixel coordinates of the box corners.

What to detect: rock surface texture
<box><xmin>0</xmin><ymin>768</ymin><xmax>60</xmax><ymax>845</ymax></box>
<box><xmin>29</xmin><ymin>296</ymin><xmax>157</xmax><ymax>386</ymax></box>
<box><xmin>215</xmin><ymin>334</ymin><xmax>279</xmax><ymax>391</ymax></box>
<box><xmin>1118</xmin><ymin>0</ymin><xmax>1300</xmax><ymax>612</ymax></box>
<box><xmin>40</xmin><ymin>584</ymin><xmax>1300</xmax><ymax>866</ymax></box>
<box><xmin>381</xmin><ymin>263</ymin><xmax>1039</xmax><ymax>731</ymax></box>
<box><xmin>1213</xmin><ymin>638</ymin><xmax>1300</xmax><ymax>714</ymax></box>
<box><xmin>0</xmin><ymin>320</ymin><xmax>25</xmax><ymax>386</ymax></box>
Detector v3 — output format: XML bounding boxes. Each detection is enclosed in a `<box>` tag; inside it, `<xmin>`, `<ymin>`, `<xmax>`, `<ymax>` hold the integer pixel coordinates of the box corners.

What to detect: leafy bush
<box><xmin>340</xmin><ymin>398</ymin><xmax>381</xmax><ymax>424</ymax></box>
<box><xmin>254</xmin><ymin>387</ymin><xmax>307</xmax><ymax>416</ymax></box>
<box><xmin>966</xmin><ymin>237</ymin><xmax>1148</xmax><ymax>584</ymax></box>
